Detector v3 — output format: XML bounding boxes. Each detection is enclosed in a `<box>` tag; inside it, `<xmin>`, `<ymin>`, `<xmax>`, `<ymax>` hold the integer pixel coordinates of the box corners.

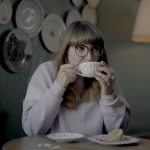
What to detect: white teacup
<box><xmin>77</xmin><ymin>62</ymin><xmax>101</xmax><ymax>78</ymax></box>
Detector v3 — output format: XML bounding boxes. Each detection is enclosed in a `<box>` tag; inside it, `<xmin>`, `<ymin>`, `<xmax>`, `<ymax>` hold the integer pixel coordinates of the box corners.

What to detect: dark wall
<box><xmin>97</xmin><ymin>0</ymin><xmax>150</xmax><ymax>137</ymax></box>
<box><xmin>0</xmin><ymin>0</ymin><xmax>85</xmax><ymax>148</ymax></box>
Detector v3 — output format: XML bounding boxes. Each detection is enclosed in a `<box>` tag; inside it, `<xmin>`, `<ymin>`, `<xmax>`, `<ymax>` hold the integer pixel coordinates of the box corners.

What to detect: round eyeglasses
<box><xmin>75</xmin><ymin>45</ymin><xmax>103</xmax><ymax>57</ymax></box>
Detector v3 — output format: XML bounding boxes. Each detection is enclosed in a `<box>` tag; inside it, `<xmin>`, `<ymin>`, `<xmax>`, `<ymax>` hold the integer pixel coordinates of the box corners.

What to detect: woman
<box><xmin>22</xmin><ymin>21</ymin><xmax>131</xmax><ymax>136</ymax></box>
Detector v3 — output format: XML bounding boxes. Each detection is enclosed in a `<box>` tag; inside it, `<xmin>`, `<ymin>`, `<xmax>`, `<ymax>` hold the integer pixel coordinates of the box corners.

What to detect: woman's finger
<box><xmin>62</xmin><ymin>68</ymin><xmax>77</xmax><ymax>75</ymax></box>
<box><xmin>100</xmin><ymin>61</ymin><xmax>108</xmax><ymax>67</ymax></box>
<box><xmin>61</xmin><ymin>63</ymin><xmax>79</xmax><ymax>72</ymax></box>
<box><xmin>95</xmin><ymin>75</ymin><xmax>107</xmax><ymax>85</ymax></box>
<box><xmin>98</xmin><ymin>67</ymin><xmax>113</xmax><ymax>76</ymax></box>
<box><xmin>96</xmin><ymin>72</ymin><xmax>111</xmax><ymax>84</ymax></box>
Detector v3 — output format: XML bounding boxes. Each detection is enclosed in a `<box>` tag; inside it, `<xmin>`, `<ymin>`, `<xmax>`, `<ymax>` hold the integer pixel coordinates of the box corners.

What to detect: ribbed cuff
<box><xmin>49</xmin><ymin>81</ymin><xmax>66</xmax><ymax>98</ymax></box>
<box><xmin>100</xmin><ymin>92</ymin><xmax>116</xmax><ymax>104</ymax></box>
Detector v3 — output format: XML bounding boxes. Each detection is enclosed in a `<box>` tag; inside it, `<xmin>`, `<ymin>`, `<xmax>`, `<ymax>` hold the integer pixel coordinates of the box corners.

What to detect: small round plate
<box><xmin>88</xmin><ymin>135</ymin><xmax>140</xmax><ymax>145</ymax></box>
<box><xmin>0</xmin><ymin>0</ymin><xmax>12</xmax><ymax>24</ymax></box>
<box><xmin>16</xmin><ymin>0</ymin><xmax>44</xmax><ymax>37</ymax></box>
<box><xmin>81</xmin><ymin>4</ymin><xmax>97</xmax><ymax>26</ymax></box>
<box><xmin>3</xmin><ymin>28</ymin><xmax>32</xmax><ymax>72</ymax></box>
<box><xmin>66</xmin><ymin>9</ymin><xmax>81</xmax><ymax>27</ymax></box>
<box><xmin>71</xmin><ymin>0</ymin><xmax>83</xmax><ymax>7</ymax></box>
<box><xmin>47</xmin><ymin>133</ymin><xmax>84</xmax><ymax>143</ymax></box>
<box><xmin>87</xmin><ymin>0</ymin><xmax>100</xmax><ymax>8</ymax></box>
<box><xmin>41</xmin><ymin>14</ymin><xmax>66</xmax><ymax>53</ymax></box>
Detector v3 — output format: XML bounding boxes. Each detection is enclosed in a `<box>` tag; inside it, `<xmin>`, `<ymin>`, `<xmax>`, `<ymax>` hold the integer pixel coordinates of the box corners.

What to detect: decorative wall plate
<box><xmin>16</xmin><ymin>0</ymin><xmax>44</xmax><ymax>37</ymax></box>
<box><xmin>0</xmin><ymin>0</ymin><xmax>12</xmax><ymax>24</ymax></box>
<box><xmin>81</xmin><ymin>4</ymin><xmax>97</xmax><ymax>26</ymax></box>
<box><xmin>66</xmin><ymin>9</ymin><xmax>81</xmax><ymax>27</ymax></box>
<box><xmin>47</xmin><ymin>133</ymin><xmax>84</xmax><ymax>143</ymax></box>
<box><xmin>3</xmin><ymin>28</ymin><xmax>32</xmax><ymax>72</ymax></box>
<box><xmin>41</xmin><ymin>14</ymin><xmax>66</xmax><ymax>53</ymax></box>
<box><xmin>87</xmin><ymin>0</ymin><xmax>100</xmax><ymax>8</ymax></box>
<box><xmin>88</xmin><ymin>135</ymin><xmax>140</xmax><ymax>145</ymax></box>
<box><xmin>71</xmin><ymin>0</ymin><xmax>83</xmax><ymax>7</ymax></box>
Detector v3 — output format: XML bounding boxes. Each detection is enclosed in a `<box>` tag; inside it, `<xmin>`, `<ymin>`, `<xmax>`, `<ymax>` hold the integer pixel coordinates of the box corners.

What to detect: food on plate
<box><xmin>101</xmin><ymin>129</ymin><xmax>124</xmax><ymax>142</ymax></box>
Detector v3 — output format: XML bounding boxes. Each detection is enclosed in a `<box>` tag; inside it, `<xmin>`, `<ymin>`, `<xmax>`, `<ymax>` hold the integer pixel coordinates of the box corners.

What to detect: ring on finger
<box><xmin>70</xmin><ymin>73</ymin><xmax>73</xmax><ymax>78</ymax></box>
<box><xmin>111</xmin><ymin>75</ymin><xmax>115</xmax><ymax>80</ymax></box>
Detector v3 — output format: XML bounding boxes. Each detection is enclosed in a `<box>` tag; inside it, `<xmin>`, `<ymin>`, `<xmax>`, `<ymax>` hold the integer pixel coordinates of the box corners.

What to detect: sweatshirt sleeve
<box><xmin>100</xmin><ymin>68</ymin><xmax>131</xmax><ymax>134</ymax></box>
<box><xmin>22</xmin><ymin>62</ymin><xmax>66</xmax><ymax>136</ymax></box>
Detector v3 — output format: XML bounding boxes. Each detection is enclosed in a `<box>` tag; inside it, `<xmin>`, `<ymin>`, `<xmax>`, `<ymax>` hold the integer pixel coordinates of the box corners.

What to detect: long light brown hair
<box><xmin>51</xmin><ymin>21</ymin><xmax>108</xmax><ymax>110</ymax></box>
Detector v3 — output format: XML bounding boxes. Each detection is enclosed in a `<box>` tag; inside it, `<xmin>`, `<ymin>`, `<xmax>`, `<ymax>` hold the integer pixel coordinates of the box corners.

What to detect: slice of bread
<box><xmin>101</xmin><ymin>129</ymin><xmax>124</xmax><ymax>142</ymax></box>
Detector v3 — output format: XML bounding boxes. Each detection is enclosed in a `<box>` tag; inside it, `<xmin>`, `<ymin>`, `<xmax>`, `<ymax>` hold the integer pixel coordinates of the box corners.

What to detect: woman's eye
<box><xmin>78</xmin><ymin>47</ymin><xmax>84</xmax><ymax>50</ymax></box>
<box><xmin>93</xmin><ymin>47</ymin><xmax>100</xmax><ymax>51</ymax></box>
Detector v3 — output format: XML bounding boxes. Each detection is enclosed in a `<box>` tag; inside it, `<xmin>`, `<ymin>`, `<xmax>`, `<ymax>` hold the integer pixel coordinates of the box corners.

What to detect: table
<box><xmin>1</xmin><ymin>135</ymin><xmax>150</xmax><ymax>150</ymax></box>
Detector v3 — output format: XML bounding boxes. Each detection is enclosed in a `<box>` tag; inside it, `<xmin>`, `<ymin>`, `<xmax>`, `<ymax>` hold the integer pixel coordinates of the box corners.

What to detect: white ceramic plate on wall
<box><xmin>81</xmin><ymin>4</ymin><xmax>97</xmax><ymax>26</ymax></box>
<box><xmin>16</xmin><ymin>0</ymin><xmax>44</xmax><ymax>37</ymax></box>
<box><xmin>0</xmin><ymin>0</ymin><xmax>12</xmax><ymax>24</ymax></box>
<box><xmin>87</xmin><ymin>0</ymin><xmax>100</xmax><ymax>8</ymax></box>
<box><xmin>66</xmin><ymin>9</ymin><xmax>81</xmax><ymax>27</ymax></box>
<box><xmin>41</xmin><ymin>14</ymin><xmax>66</xmax><ymax>53</ymax></box>
<box><xmin>3</xmin><ymin>28</ymin><xmax>32</xmax><ymax>72</ymax></box>
<box><xmin>71</xmin><ymin>0</ymin><xmax>83</xmax><ymax>7</ymax></box>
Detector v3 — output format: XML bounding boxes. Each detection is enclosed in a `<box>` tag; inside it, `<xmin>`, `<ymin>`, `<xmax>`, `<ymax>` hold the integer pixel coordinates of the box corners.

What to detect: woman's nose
<box><xmin>85</xmin><ymin>49</ymin><xmax>93</xmax><ymax>60</ymax></box>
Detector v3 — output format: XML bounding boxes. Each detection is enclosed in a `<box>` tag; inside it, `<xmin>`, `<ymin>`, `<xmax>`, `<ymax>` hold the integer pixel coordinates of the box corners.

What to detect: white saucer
<box><xmin>71</xmin><ymin>0</ymin><xmax>83</xmax><ymax>7</ymax></box>
<box><xmin>16</xmin><ymin>0</ymin><xmax>44</xmax><ymax>37</ymax></box>
<box><xmin>0</xmin><ymin>0</ymin><xmax>12</xmax><ymax>24</ymax></box>
<box><xmin>41</xmin><ymin>14</ymin><xmax>66</xmax><ymax>53</ymax></box>
<box><xmin>47</xmin><ymin>133</ymin><xmax>84</xmax><ymax>143</ymax></box>
<box><xmin>66</xmin><ymin>9</ymin><xmax>81</xmax><ymax>27</ymax></box>
<box><xmin>88</xmin><ymin>135</ymin><xmax>140</xmax><ymax>145</ymax></box>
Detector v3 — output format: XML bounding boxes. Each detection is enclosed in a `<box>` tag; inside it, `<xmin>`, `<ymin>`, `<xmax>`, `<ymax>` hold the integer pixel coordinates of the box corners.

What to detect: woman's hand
<box><xmin>95</xmin><ymin>61</ymin><xmax>115</xmax><ymax>95</ymax></box>
<box><xmin>56</xmin><ymin>64</ymin><xmax>79</xmax><ymax>88</ymax></box>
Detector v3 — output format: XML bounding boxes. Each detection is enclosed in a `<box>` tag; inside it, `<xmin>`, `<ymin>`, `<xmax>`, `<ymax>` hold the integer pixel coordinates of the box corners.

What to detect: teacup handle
<box><xmin>76</xmin><ymin>72</ymin><xmax>86</xmax><ymax>77</ymax></box>
<box><xmin>76</xmin><ymin>66</ymin><xmax>86</xmax><ymax>77</ymax></box>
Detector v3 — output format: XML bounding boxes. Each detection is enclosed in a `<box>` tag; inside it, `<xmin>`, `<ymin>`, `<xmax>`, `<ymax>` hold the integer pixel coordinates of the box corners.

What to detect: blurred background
<box><xmin>0</xmin><ymin>0</ymin><xmax>150</xmax><ymax>148</ymax></box>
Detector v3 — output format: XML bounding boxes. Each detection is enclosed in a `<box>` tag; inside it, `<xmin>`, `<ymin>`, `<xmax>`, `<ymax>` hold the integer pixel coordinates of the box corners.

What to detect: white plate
<box><xmin>0</xmin><ymin>0</ymin><xmax>12</xmax><ymax>24</ymax></box>
<box><xmin>47</xmin><ymin>133</ymin><xmax>84</xmax><ymax>143</ymax></box>
<box><xmin>87</xmin><ymin>0</ymin><xmax>100</xmax><ymax>8</ymax></box>
<box><xmin>88</xmin><ymin>135</ymin><xmax>140</xmax><ymax>145</ymax></box>
<box><xmin>41</xmin><ymin>14</ymin><xmax>66</xmax><ymax>53</ymax></box>
<box><xmin>3</xmin><ymin>28</ymin><xmax>32</xmax><ymax>72</ymax></box>
<box><xmin>71</xmin><ymin>0</ymin><xmax>83</xmax><ymax>7</ymax></box>
<box><xmin>16</xmin><ymin>0</ymin><xmax>44</xmax><ymax>37</ymax></box>
<box><xmin>66</xmin><ymin>9</ymin><xmax>81</xmax><ymax>27</ymax></box>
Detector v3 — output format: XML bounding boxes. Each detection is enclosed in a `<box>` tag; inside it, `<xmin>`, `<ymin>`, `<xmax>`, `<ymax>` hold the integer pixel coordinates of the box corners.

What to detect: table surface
<box><xmin>1</xmin><ymin>135</ymin><xmax>150</xmax><ymax>150</ymax></box>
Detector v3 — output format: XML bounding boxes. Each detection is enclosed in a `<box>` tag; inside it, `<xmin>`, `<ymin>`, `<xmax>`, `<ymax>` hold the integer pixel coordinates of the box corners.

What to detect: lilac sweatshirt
<box><xmin>22</xmin><ymin>61</ymin><xmax>131</xmax><ymax>136</ymax></box>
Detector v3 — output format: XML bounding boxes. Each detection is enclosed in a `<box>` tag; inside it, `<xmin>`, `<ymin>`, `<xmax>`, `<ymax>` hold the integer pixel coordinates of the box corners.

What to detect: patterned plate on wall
<box><xmin>16</xmin><ymin>0</ymin><xmax>44</xmax><ymax>37</ymax></box>
<box><xmin>87</xmin><ymin>135</ymin><xmax>140</xmax><ymax>145</ymax></box>
<box><xmin>3</xmin><ymin>28</ymin><xmax>32</xmax><ymax>72</ymax></box>
<box><xmin>66</xmin><ymin>9</ymin><xmax>81</xmax><ymax>27</ymax></box>
<box><xmin>81</xmin><ymin>4</ymin><xmax>97</xmax><ymax>27</ymax></box>
<box><xmin>71</xmin><ymin>0</ymin><xmax>83</xmax><ymax>7</ymax></box>
<box><xmin>0</xmin><ymin>0</ymin><xmax>12</xmax><ymax>24</ymax></box>
<box><xmin>41</xmin><ymin>14</ymin><xmax>66</xmax><ymax>53</ymax></box>
<box><xmin>47</xmin><ymin>133</ymin><xmax>84</xmax><ymax>143</ymax></box>
<box><xmin>87</xmin><ymin>0</ymin><xmax>100</xmax><ymax>8</ymax></box>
